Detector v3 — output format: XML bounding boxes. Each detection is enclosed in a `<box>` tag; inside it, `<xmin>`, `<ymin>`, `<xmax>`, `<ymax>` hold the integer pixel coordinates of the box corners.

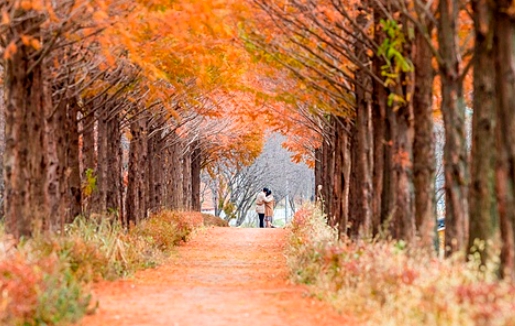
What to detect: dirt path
<box><xmin>79</xmin><ymin>227</ymin><xmax>352</xmax><ymax>326</ymax></box>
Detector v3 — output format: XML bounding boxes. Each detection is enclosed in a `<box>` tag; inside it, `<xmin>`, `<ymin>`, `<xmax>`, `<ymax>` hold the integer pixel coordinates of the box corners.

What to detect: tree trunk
<box><xmin>191</xmin><ymin>141</ymin><xmax>202</xmax><ymax>211</ymax></box>
<box><xmin>138</xmin><ymin>114</ymin><xmax>149</xmax><ymax>219</ymax></box>
<box><xmin>348</xmin><ymin>125</ymin><xmax>359</xmax><ymax>238</ymax></box>
<box><xmin>182</xmin><ymin>143</ymin><xmax>193</xmax><ymax>210</ymax></box>
<box><xmin>81</xmin><ymin>102</ymin><xmax>96</xmax><ymax>215</ymax></box>
<box><xmin>315</xmin><ymin>146</ymin><xmax>323</xmax><ymax>200</ymax></box>
<box><xmin>371</xmin><ymin>0</ymin><xmax>387</xmax><ymax>238</ymax></box>
<box><xmin>468</xmin><ymin>0</ymin><xmax>496</xmax><ymax>265</ymax></box>
<box><xmin>391</xmin><ymin>99</ymin><xmax>415</xmax><ymax>241</ymax></box>
<box><xmin>106</xmin><ymin>111</ymin><xmax>121</xmax><ymax>215</ymax></box>
<box><xmin>171</xmin><ymin>132</ymin><xmax>184</xmax><ymax>210</ymax></box>
<box><xmin>4</xmin><ymin>19</ymin><xmax>50</xmax><ymax>238</ymax></box>
<box><xmin>164</xmin><ymin>140</ymin><xmax>173</xmax><ymax>208</ymax></box>
<box><xmin>381</xmin><ymin>99</ymin><xmax>396</xmax><ymax>234</ymax></box>
<box><xmin>67</xmin><ymin>100</ymin><xmax>82</xmax><ymax>221</ymax></box>
<box><xmin>148</xmin><ymin>129</ymin><xmax>163</xmax><ymax>213</ymax></box>
<box><xmin>92</xmin><ymin>106</ymin><xmax>107</xmax><ymax>214</ymax></box>
<box><xmin>126</xmin><ymin>119</ymin><xmax>141</xmax><ymax>227</ymax></box>
<box><xmin>323</xmin><ymin>121</ymin><xmax>336</xmax><ymax>224</ymax></box>
<box><xmin>0</xmin><ymin>88</ymin><xmax>5</xmax><ymax>216</ymax></box>
<box><xmin>413</xmin><ymin>26</ymin><xmax>436</xmax><ymax>248</ymax></box>
<box><xmin>494</xmin><ymin>1</ymin><xmax>515</xmax><ymax>279</ymax></box>
<box><xmin>351</xmin><ymin>5</ymin><xmax>373</xmax><ymax>238</ymax></box>
<box><xmin>371</xmin><ymin>68</ymin><xmax>387</xmax><ymax>238</ymax></box>
<box><xmin>439</xmin><ymin>0</ymin><xmax>469</xmax><ymax>255</ymax></box>
<box><xmin>333</xmin><ymin>118</ymin><xmax>349</xmax><ymax>238</ymax></box>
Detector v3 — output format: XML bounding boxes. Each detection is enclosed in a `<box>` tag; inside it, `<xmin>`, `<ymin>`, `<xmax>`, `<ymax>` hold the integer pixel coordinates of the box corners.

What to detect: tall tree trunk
<box><xmin>413</xmin><ymin>26</ymin><xmax>436</xmax><ymax>248</ymax></box>
<box><xmin>322</xmin><ymin>120</ymin><xmax>335</xmax><ymax>224</ymax></box>
<box><xmin>315</xmin><ymin>146</ymin><xmax>324</xmax><ymax>200</ymax></box>
<box><xmin>371</xmin><ymin>69</ymin><xmax>387</xmax><ymax>238</ymax></box>
<box><xmin>468</xmin><ymin>0</ymin><xmax>496</xmax><ymax>265</ymax></box>
<box><xmin>171</xmin><ymin>133</ymin><xmax>184</xmax><ymax>210</ymax></box>
<box><xmin>391</xmin><ymin>99</ymin><xmax>415</xmax><ymax>241</ymax></box>
<box><xmin>148</xmin><ymin>128</ymin><xmax>163</xmax><ymax>213</ymax></box>
<box><xmin>81</xmin><ymin>102</ymin><xmax>96</xmax><ymax>215</ymax></box>
<box><xmin>183</xmin><ymin>142</ymin><xmax>193</xmax><ymax>210</ymax></box>
<box><xmin>138</xmin><ymin>113</ymin><xmax>149</xmax><ymax>219</ymax></box>
<box><xmin>439</xmin><ymin>0</ymin><xmax>469</xmax><ymax>255</ymax></box>
<box><xmin>4</xmin><ymin>18</ymin><xmax>49</xmax><ymax>238</ymax></box>
<box><xmin>0</xmin><ymin>88</ymin><xmax>5</xmax><ymax>216</ymax></box>
<box><xmin>93</xmin><ymin>106</ymin><xmax>107</xmax><ymax>214</ymax></box>
<box><xmin>494</xmin><ymin>1</ymin><xmax>515</xmax><ymax>279</ymax></box>
<box><xmin>164</xmin><ymin>139</ymin><xmax>173</xmax><ymax>208</ymax></box>
<box><xmin>126</xmin><ymin>119</ymin><xmax>141</xmax><ymax>227</ymax></box>
<box><xmin>348</xmin><ymin>125</ymin><xmax>359</xmax><ymax>237</ymax></box>
<box><xmin>333</xmin><ymin>118</ymin><xmax>349</xmax><ymax>238</ymax></box>
<box><xmin>191</xmin><ymin>141</ymin><xmax>202</xmax><ymax>211</ymax></box>
<box><xmin>371</xmin><ymin>0</ymin><xmax>387</xmax><ymax>238</ymax></box>
<box><xmin>50</xmin><ymin>85</ymin><xmax>66</xmax><ymax>232</ymax></box>
<box><xmin>67</xmin><ymin>100</ymin><xmax>82</xmax><ymax>221</ymax></box>
<box><xmin>106</xmin><ymin>111</ymin><xmax>121</xmax><ymax>215</ymax></box>
<box><xmin>381</xmin><ymin>99</ymin><xmax>396</xmax><ymax>234</ymax></box>
<box><xmin>352</xmin><ymin>5</ymin><xmax>373</xmax><ymax>238</ymax></box>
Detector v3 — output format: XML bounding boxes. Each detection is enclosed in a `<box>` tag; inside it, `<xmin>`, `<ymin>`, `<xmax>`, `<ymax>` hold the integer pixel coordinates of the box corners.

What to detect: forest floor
<box><xmin>78</xmin><ymin>227</ymin><xmax>352</xmax><ymax>326</ymax></box>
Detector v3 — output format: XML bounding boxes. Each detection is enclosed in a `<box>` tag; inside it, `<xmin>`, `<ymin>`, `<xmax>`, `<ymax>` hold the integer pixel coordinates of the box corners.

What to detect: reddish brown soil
<box><xmin>79</xmin><ymin>227</ymin><xmax>352</xmax><ymax>326</ymax></box>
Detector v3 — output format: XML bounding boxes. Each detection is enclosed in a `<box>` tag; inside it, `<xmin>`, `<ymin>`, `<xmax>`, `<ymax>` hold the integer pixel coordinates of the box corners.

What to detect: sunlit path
<box><xmin>79</xmin><ymin>228</ymin><xmax>352</xmax><ymax>326</ymax></box>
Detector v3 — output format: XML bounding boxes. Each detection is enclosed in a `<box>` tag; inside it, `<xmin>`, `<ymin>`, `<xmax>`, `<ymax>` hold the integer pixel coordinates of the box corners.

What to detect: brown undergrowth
<box><xmin>0</xmin><ymin>211</ymin><xmax>222</xmax><ymax>325</ymax></box>
<box><xmin>286</xmin><ymin>205</ymin><xmax>515</xmax><ymax>326</ymax></box>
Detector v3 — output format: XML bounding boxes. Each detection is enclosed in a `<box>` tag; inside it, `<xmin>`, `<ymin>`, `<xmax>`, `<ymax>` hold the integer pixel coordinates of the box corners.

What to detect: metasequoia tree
<box><xmin>493</xmin><ymin>0</ymin><xmax>515</xmax><ymax>279</ymax></box>
<box><xmin>0</xmin><ymin>0</ymin><xmax>263</xmax><ymax>238</ymax></box>
<box><xmin>245</xmin><ymin>0</ymin><xmax>422</xmax><ymax>242</ymax></box>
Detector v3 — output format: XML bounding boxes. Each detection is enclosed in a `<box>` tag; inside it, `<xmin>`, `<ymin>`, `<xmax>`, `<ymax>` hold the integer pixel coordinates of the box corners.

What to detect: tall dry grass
<box><xmin>287</xmin><ymin>205</ymin><xmax>515</xmax><ymax>326</ymax></box>
<box><xmin>0</xmin><ymin>210</ymin><xmax>210</xmax><ymax>325</ymax></box>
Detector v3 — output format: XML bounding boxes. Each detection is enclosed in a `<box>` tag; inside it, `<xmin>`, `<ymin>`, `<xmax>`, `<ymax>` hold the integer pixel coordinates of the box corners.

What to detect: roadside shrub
<box><xmin>287</xmin><ymin>204</ymin><xmax>515</xmax><ymax>326</ymax></box>
<box><xmin>0</xmin><ymin>253</ymin><xmax>90</xmax><ymax>326</ymax></box>
<box><xmin>0</xmin><ymin>209</ymin><xmax>204</xmax><ymax>325</ymax></box>
<box><xmin>202</xmin><ymin>213</ymin><xmax>229</xmax><ymax>227</ymax></box>
<box><xmin>132</xmin><ymin>211</ymin><xmax>204</xmax><ymax>251</ymax></box>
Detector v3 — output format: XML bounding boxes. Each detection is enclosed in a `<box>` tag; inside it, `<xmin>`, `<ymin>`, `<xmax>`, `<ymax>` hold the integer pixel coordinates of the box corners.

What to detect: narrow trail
<box><xmin>79</xmin><ymin>227</ymin><xmax>352</xmax><ymax>326</ymax></box>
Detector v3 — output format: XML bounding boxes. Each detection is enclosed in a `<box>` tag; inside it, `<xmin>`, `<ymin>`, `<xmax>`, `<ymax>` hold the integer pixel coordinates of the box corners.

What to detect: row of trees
<box><xmin>0</xmin><ymin>1</ymin><xmax>263</xmax><ymax>237</ymax></box>
<box><xmin>243</xmin><ymin>0</ymin><xmax>515</xmax><ymax>279</ymax></box>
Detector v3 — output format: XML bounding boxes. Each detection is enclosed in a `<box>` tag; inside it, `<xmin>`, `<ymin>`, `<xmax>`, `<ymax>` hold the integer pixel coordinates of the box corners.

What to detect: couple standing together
<box><xmin>255</xmin><ymin>187</ymin><xmax>275</xmax><ymax>228</ymax></box>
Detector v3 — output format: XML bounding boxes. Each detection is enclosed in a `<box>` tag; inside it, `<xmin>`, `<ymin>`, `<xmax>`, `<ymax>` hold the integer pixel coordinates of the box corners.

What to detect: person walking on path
<box><xmin>263</xmin><ymin>188</ymin><xmax>275</xmax><ymax>228</ymax></box>
<box><xmin>255</xmin><ymin>187</ymin><xmax>268</xmax><ymax>228</ymax></box>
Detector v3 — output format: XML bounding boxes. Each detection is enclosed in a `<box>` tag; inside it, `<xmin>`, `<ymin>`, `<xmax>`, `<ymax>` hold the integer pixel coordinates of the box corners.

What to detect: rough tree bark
<box><xmin>191</xmin><ymin>140</ymin><xmax>202</xmax><ymax>211</ymax></box>
<box><xmin>352</xmin><ymin>6</ymin><xmax>373</xmax><ymax>237</ymax></box>
<box><xmin>81</xmin><ymin>101</ymin><xmax>96</xmax><ymax>215</ymax></box>
<box><xmin>439</xmin><ymin>0</ymin><xmax>469</xmax><ymax>255</ymax></box>
<box><xmin>371</xmin><ymin>5</ymin><xmax>387</xmax><ymax>237</ymax></box>
<box><xmin>93</xmin><ymin>105</ymin><xmax>108</xmax><ymax>214</ymax></box>
<box><xmin>323</xmin><ymin>120</ymin><xmax>336</xmax><ymax>226</ymax></box>
<box><xmin>67</xmin><ymin>99</ymin><xmax>82</xmax><ymax>221</ymax></box>
<box><xmin>333</xmin><ymin>118</ymin><xmax>349</xmax><ymax>238</ymax></box>
<box><xmin>468</xmin><ymin>0</ymin><xmax>496</xmax><ymax>265</ymax></box>
<box><xmin>494</xmin><ymin>0</ymin><xmax>515</xmax><ymax>279</ymax></box>
<box><xmin>106</xmin><ymin>110</ymin><xmax>121</xmax><ymax>215</ymax></box>
<box><xmin>4</xmin><ymin>16</ymin><xmax>50</xmax><ymax>238</ymax></box>
<box><xmin>171</xmin><ymin>132</ymin><xmax>184</xmax><ymax>210</ymax></box>
<box><xmin>413</xmin><ymin>25</ymin><xmax>436</xmax><ymax>248</ymax></box>
<box><xmin>138</xmin><ymin>113</ymin><xmax>149</xmax><ymax>219</ymax></box>
<box><xmin>182</xmin><ymin>142</ymin><xmax>193</xmax><ymax>210</ymax></box>
<box><xmin>126</xmin><ymin>118</ymin><xmax>141</xmax><ymax>227</ymax></box>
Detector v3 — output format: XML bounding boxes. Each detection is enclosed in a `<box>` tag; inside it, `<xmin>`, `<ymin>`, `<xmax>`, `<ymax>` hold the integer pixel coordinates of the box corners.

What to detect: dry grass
<box><xmin>286</xmin><ymin>205</ymin><xmax>515</xmax><ymax>326</ymax></box>
<box><xmin>0</xmin><ymin>210</ymin><xmax>205</xmax><ymax>325</ymax></box>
